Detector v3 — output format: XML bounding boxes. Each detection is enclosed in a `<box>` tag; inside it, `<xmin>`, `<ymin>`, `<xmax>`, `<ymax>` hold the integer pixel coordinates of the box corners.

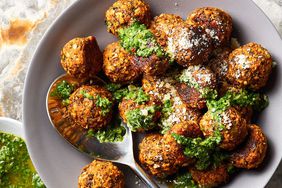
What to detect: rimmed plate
<box><xmin>23</xmin><ymin>0</ymin><xmax>282</xmax><ymax>187</ymax></box>
<box><xmin>0</xmin><ymin>117</ymin><xmax>23</xmax><ymax>138</ymax></box>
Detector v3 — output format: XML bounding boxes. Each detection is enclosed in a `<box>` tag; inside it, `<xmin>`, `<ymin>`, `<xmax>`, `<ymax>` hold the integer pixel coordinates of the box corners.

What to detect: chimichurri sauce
<box><xmin>0</xmin><ymin>132</ymin><xmax>45</xmax><ymax>188</ymax></box>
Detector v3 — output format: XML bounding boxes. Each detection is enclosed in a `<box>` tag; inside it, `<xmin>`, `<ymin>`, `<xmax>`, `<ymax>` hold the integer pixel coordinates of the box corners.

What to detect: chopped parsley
<box><xmin>80</xmin><ymin>90</ymin><xmax>113</xmax><ymax>116</ymax></box>
<box><xmin>124</xmin><ymin>85</ymin><xmax>149</xmax><ymax>104</ymax></box>
<box><xmin>162</xmin><ymin>99</ymin><xmax>173</xmax><ymax>115</ymax></box>
<box><xmin>118</xmin><ymin>22</ymin><xmax>166</xmax><ymax>58</ymax></box>
<box><xmin>207</xmin><ymin>89</ymin><xmax>269</xmax><ymax>113</ymax></box>
<box><xmin>125</xmin><ymin>105</ymin><xmax>158</xmax><ymax>132</ymax></box>
<box><xmin>105</xmin><ymin>83</ymin><xmax>129</xmax><ymax>102</ymax></box>
<box><xmin>51</xmin><ymin>80</ymin><xmax>74</xmax><ymax>105</ymax></box>
<box><xmin>172</xmin><ymin>172</ymin><xmax>198</xmax><ymax>188</ymax></box>
<box><xmin>87</xmin><ymin>122</ymin><xmax>126</xmax><ymax>143</ymax></box>
<box><xmin>172</xmin><ymin>130</ymin><xmax>222</xmax><ymax>170</ymax></box>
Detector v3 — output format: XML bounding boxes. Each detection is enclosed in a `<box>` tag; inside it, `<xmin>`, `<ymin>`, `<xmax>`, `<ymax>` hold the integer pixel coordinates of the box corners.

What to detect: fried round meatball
<box><xmin>118</xmin><ymin>98</ymin><xmax>161</xmax><ymax>132</ymax></box>
<box><xmin>139</xmin><ymin>133</ymin><xmax>192</xmax><ymax>178</ymax></box>
<box><xmin>105</xmin><ymin>0</ymin><xmax>151</xmax><ymax>36</ymax></box>
<box><xmin>187</xmin><ymin>7</ymin><xmax>233</xmax><ymax>48</ymax></box>
<box><xmin>200</xmin><ymin>107</ymin><xmax>248</xmax><ymax>151</ymax></box>
<box><xmin>61</xmin><ymin>36</ymin><xmax>102</xmax><ymax>79</ymax></box>
<box><xmin>103</xmin><ymin>42</ymin><xmax>141</xmax><ymax>84</ymax></box>
<box><xmin>133</xmin><ymin>53</ymin><xmax>170</xmax><ymax>76</ymax></box>
<box><xmin>230</xmin><ymin>124</ymin><xmax>267</xmax><ymax>169</ymax></box>
<box><xmin>167</xmin><ymin>120</ymin><xmax>203</xmax><ymax>138</ymax></box>
<box><xmin>233</xmin><ymin>105</ymin><xmax>253</xmax><ymax>123</ymax></box>
<box><xmin>78</xmin><ymin>160</ymin><xmax>124</xmax><ymax>188</ymax></box>
<box><xmin>189</xmin><ymin>165</ymin><xmax>229</xmax><ymax>188</ymax></box>
<box><xmin>68</xmin><ymin>85</ymin><xmax>113</xmax><ymax>130</ymax></box>
<box><xmin>150</xmin><ymin>14</ymin><xmax>184</xmax><ymax>47</ymax></box>
<box><xmin>177</xmin><ymin>65</ymin><xmax>218</xmax><ymax>109</ymax></box>
<box><xmin>166</xmin><ymin>24</ymin><xmax>212</xmax><ymax>66</ymax></box>
<box><xmin>226</xmin><ymin>42</ymin><xmax>273</xmax><ymax>90</ymax></box>
<box><xmin>208</xmin><ymin>48</ymin><xmax>231</xmax><ymax>82</ymax></box>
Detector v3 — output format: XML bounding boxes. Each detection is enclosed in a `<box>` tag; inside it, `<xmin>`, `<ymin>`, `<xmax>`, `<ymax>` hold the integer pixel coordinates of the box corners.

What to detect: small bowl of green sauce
<box><xmin>0</xmin><ymin>117</ymin><xmax>45</xmax><ymax>188</ymax></box>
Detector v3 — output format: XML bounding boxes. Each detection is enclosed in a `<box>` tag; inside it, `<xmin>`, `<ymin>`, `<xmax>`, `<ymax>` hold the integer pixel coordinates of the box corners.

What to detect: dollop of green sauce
<box><xmin>172</xmin><ymin>172</ymin><xmax>198</xmax><ymax>188</ymax></box>
<box><xmin>124</xmin><ymin>85</ymin><xmax>149</xmax><ymax>104</ymax></box>
<box><xmin>51</xmin><ymin>80</ymin><xmax>74</xmax><ymax>106</ymax></box>
<box><xmin>125</xmin><ymin>105</ymin><xmax>158</xmax><ymax>132</ymax></box>
<box><xmin>118</xmin><ymin>22</ymin><xmax>167</xmax><ymax>58</ymax></box>
<box><xmin>87</xmin><ymin>121</ymin><xmax>126</xmax><ymax>143</ymax></box>
<box><xmin>0</xmin><ymin>132</ymin><xmax>45</xmax><ymax>188</ymax></box>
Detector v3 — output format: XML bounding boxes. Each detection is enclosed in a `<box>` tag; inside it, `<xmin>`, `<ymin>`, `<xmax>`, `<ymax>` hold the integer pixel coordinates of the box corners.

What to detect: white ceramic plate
<box><xmin>23</xmin><ymin>0</ymin><xmax>282</xmax><ymax>187</ymax></box>
<box><xmin>0</xmin><ymin>117</ymin><xmax>23</xmax><ymax>138</ymax></box>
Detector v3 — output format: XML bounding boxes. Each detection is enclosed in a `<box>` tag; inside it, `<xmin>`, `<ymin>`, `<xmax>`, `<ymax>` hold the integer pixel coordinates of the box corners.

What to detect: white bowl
<box><xmin>0</xmin><ymin>117</ymin><xmax>23</xmax><ymax>138</ymax></box>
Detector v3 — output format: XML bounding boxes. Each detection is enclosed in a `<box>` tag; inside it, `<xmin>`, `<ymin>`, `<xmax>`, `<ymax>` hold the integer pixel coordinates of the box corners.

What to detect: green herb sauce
<box><xmin>125</xmin><ymin>105</ymin><xmax>158</xmax><ymax>132</ymax></box>
<box><xmin>105</xmin><ymin>83</ymin><xmax>129</xmax><ymax>102</ymax></box>
<box><xmin>0</xmin><ymin>132</ymin><xmax>45</xmax><ymax>188</ymax></box>
<box><xmin>87</xmin><ymin>122</ymin><xmax>126</xmax><ymax>143</ymax></box>
<box><xmin>172</xmin><ymin>172</ymin><xmax>198</xmax><ymax>188</ymax></box>
<box><xmin>124</xmin><ymin>85</ymin><xmax>149</xmax><ymax>104</ymax></box>
<box><xmin>206</xmin><ymin>89</ymin><xmax>269</xmax><ymax>113</ymax></box>
<box><xmin>51</xmin><ymin>80</ymin><xmax>74</xmax><ymax>106</ymax></box>
<box><xmin>118</xmin><ymin>22</ymin><xmax>167</xmax><ymax>58</ymax></box>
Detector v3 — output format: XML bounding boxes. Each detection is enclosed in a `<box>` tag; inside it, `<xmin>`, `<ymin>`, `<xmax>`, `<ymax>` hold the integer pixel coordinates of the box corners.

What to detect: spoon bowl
<box><xmin>46</xmin><ymin>74</ymin><xmax>159</xmax><ymax>188</ymax></box>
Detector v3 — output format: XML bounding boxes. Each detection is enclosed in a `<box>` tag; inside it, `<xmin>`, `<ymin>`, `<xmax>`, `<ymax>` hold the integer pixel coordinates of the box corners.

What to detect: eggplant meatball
<box><xmin>61</xmin><ymin>36</ymin><xmax>102</xmax><ymax>79</ymax></box>
<box><xmin>226</xmin><ymin>43</ymin><xmax>273</xmax><ymax>90</ymax></box>
<box><xmin>208</xmin><ymin>48</ymin><xmax>231</xmax><ymax>83</ymax></box>
<box><xmin>166</xmin><ymin>24</ymin><xmax>212</xmax><ymax>66</ymax></box>
<box><xmin>118</xmin><ymin>98</ymin><xmax>161</xmax><ymax>132</ymax></box>
<box><xmin>230</xmin><ymin>124</ymin><xmax>267</xmax><ymax>169</ymax></box>
<box><xmin>189</xmin><ymin>165</ymin><xmax>229</xmax><ymax>188</ymax></box>
<box><xmin>142</xmin><ymin>75</ymin><xmax>202</xmax><ymax>133</ymax></box>
<box><xmin>78</xmin><ymin>160</ymin><xmax>124</xmax><ymax>188</ymax></box>
<box><xmin>105</xmin><ymin>0</ymin><xmax>151</xmax><ymax>36</ymax></box>
<box><xmin>187</xmin><ymin>7</ymin><xmax>233</xmax><ymax>48</ymax></box>
<box><xmin>139</xmin><ymin>133</ymin><xmax>191</xmax><ymax>178</ymax></box>
<box><xmin>103</xmin><ymin>42</ymin><xmax>141</xmax><ymax>84</ymax></box>
<box><xmin>68</xmin><ymin>85</ymin><xmax>113</xmax><ymax>130</ymax></box>
<box><xmin>167</xmin><ymin>120</ymin><xmax>203</xmax><ymax>139</ymax></box>
<box><xmin>199</xmin><ymin>107</ymin><xmax>248</xmax><ymax>151</ymax></box>
<box><xmin>177</xmin><ymin>65</ymin><xmax>218</xmax><ymax>109</ymax></box>
<box><xmin>150</xmin><ymin>14</ymin><xmax>184</xmax><ymax>48</ymax></box>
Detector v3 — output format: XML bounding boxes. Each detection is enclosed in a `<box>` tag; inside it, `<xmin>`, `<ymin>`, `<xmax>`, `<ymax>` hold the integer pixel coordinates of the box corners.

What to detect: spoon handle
<box><xmin>129</xmin><ymin>161</ymin><xmax>159</xmax><ymax>188</ymax></box>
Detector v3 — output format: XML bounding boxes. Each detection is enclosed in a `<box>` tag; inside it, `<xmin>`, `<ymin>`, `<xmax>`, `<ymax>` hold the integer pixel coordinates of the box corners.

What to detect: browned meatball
<box><xmin>68</xmin><ymin>85</ymin><xmax>113</xmax><ymax>130</ymax></box>
<box><xmin>105</xmin><ymin>0</ymin><xmax>151</xmax><ymax>36</ymax></box>
<box><xmin>118</xmin><ymin>98</ymin><xmax>161</xmax><ymax>132</ymax></box>
<box><xmin>133</xmin><ymin>54</ymin><xmax>170</xmax><ymax>76</ymax></box>
<box><xmin>189</xmin><ymin>164</ymin><xmax>229</xmax><ymax>188</ymax></box>
<box><xmin>166</xmin><ymin>24</ymin><xmax>212</xmax><ymax>66</ymax></box>
<box><xmin>200</xmin><ymin>107</ymin><xmax>248</xmax><ymax>151</ymax></box>
<box><xmin>208</xmin><ymin>48</ymin><xmax>232</xmax><ymax>83</ymax></box>
<box><xmin>177</xmin><ymin>65</ymin><xmax>218</xmax><ymax>109</ymax></box>
<box><xmin>226</xmin><ymin>42</ymin><xmax>273</xmax><ymax>90</ymax></box>
<box><xmin>150</xmin><ymin>14</ymin><xmax>184</xmax><ymax>48</ymax></box>
<box><xmin>61</xmin><ymin>36</ymin><xmax>102</xmax><ymax>79</ymax></box>
<box><xmin>167</xmin><ymin>120</ymin><xmax>203</xmax><ymax>138</ymax></box>
<box><xmin>78</xmin><ymin>160</ymin><xmax>124</xmax><ymax>188</ymax></box>
<box><xmin>187</xmin><ymin>7</ymin><xmax>233</xmax><ymax>48</ymax></box>
<box><xmin>233</xmin><ymin>105</ymin><xmax>253</xmax><ymax>124</ymax></box>
<box><xmin>230</xmin><ymin>124</ymin><xmax>267</xmax><ymax>169</ymax></box>
<box><xmin>103</xmin><ymin>42</ymin><xmax>141</xmax><ymax>84</ymax></box>
<box><xmin>139</xmin><ymin>133</ymin><xmax>192</xmax><ymax>178</ymax></box>
<box><xmin>142</xmin><ymin>74</ymin><xmax>202</xmax><ymax>133</ymax></box>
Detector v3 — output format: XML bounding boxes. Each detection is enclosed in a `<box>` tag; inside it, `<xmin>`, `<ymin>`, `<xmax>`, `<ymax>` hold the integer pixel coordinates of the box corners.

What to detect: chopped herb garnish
<box><xmin>51</xmin><ymin>80</ymin><xmax>74</xmax><ymax>101</ymax></box>
<box><xmin>124</xmin><ymin>85</ymin><xmax>149</xmax><ymax>104</ymax></box>
<box><xmin>172</xmin><ymin>130</ymin><xmax>222</xmax><ymax>170</ymax></box>
<box><xmin>172</xmin><ymin>172</ymin><xmax>198</xmax><ymax>188</ymax></box>
<box><xmin>118</xmin><ymin>22</ymin><xmax>166</xmax><ymax>58</ymax></box>
<box><xmin>125</xmin><ymin>105</ymin><xmax>158</xmax><ymax>132</ymax></box>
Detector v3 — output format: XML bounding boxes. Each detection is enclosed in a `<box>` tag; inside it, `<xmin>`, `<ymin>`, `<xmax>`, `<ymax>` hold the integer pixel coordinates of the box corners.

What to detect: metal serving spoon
<box><xmin>46</xmin><ymin>74</ymin><xmax>159</xmax><ymax>188</ymax></box>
